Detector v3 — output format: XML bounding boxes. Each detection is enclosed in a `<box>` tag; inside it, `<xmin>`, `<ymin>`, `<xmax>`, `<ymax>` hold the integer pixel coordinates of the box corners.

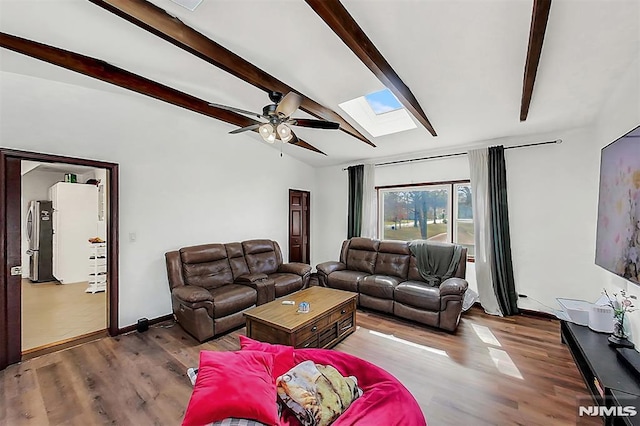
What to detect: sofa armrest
<box><xmin>237</xmin><ymin>277</ymin><xmax>275</xmax><ymax>305</ymax></box>
<box><xmin>172</xmin><ymin>285</ymin><xmax>213</xmax><ymax>303</ymax></box>
<box><xmin>165</xmin><ymin>250</ymin><xmax>186</xmax><ymax>289</ymax></box>
<box><xmin>439</xmin><ymin>277</ymin><xmax>468</xmax><ymax>296</ymax></box>
<box><xmin>278</xmin><ymin>262</ymin><xmax>312</xmax><ymax>277</ymax></box>
<box><xmin>316</xmin><ymin>261</ymin><xmax>346</xmax><ymax>276</ymax></box>
<box><xmin>235</xmin><ymin>273</ymin><xmax>268</xmax><ymax>283</ymax></box>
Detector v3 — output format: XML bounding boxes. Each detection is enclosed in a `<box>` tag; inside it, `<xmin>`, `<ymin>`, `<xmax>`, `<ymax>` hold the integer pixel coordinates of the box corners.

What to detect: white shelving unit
<box><xmin>87</xmin><ymin>242</ymin><xmax>107</xmax><ymax>294</ymax></box>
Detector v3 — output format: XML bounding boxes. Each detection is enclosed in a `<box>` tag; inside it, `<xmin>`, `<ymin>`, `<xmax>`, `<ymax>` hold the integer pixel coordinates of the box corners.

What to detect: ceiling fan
<box><xmin>209</xmin><ymin>91</ymin><xmax>340</xmax><ymax>144</ymax></box>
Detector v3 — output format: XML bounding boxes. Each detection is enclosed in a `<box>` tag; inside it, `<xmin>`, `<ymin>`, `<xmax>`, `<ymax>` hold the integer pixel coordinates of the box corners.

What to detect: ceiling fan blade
<box><xmin>288</xmin><ymin>130</ymin><xmax>300</xmax><ymax>144</ymax></box>
<box><xmin>209</xmin><ymin>102</ymin><xmax>267</xmax><ymax>119</ymax></box>
<box><xmin>289</xmin><ymin>132</ymin><xmax>327</xmax><ymax>155</ymax></box>
<box><xmin>275</xmin><ymin>92</ymin><xmax>303</xmax><ymax>117</ymax></box>
<box><xmin>229</xmin><ymin>123</ymin><xmax>261</xmax><ymax>134</ymax></box>
<box><xmin>289</xmin><ymin>118</ymin><xmax>340</xmax><ymax>130</ymax></box>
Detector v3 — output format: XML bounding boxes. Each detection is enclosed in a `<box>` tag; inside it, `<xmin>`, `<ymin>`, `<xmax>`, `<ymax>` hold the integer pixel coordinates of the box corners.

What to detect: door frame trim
<box><xmin>0</xmin><ymin>148</ymin><xmax>119</xmax><ymax>369</ymax></box>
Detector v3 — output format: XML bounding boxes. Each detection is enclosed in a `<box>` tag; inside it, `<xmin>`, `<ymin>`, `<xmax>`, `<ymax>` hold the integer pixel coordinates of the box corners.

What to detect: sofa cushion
<box><xmin>182</xmin><ymin>260</ymin><xmax>234</xmax><ymax>290</ymax></box>
<box><xmin>209</xmin><ymin>284</ymin><xmax>257</xmax><ymax>318</ymax></box>
<box><xmin>407</xmin><ymin>256</ymin><xmax>423</xmax><ymax>281</ymax></box>
<box><xmin>348</xmin><ymin>237</ymin><xmax>380</xmax><ymax>251</ymax></box>
<box><xmin>394</xmin><ymin>281</ymin><xmax>441</xmax><ymax>311</ymax></box>
<box><xmin>180</xmin><ymin>243</ymin><xmax>228</xmax><ymax>264</ymax></box>
<box><xmin>268</xmin><ymin>273</ymin><xmax>303</xmax><ymax>297</ymax></box>
<box><xmin>243</xmin><ymin>239</ymin><xmax>275</xmax><ymax>255</ymax></box>
<box><xmin>374</xmin><ymin>252</ymin><xmax>410</xmax><ymax>279</ymax></box>
<box><xmin>360</xmin><ymin>275</ymin><xmax>402</xmax><ymax>299</ymax></box>
<box><xmin>225</xmin><ymin>242</ymin><xmax>250</xmax><ymax>278</ymax></box>
<box><xmin>327</xmin><ymin>270</ymin><xmax>369</xmax><ymax>292</ymax></box>
<box><xmin>243</xmin><ymin>240</ymin><xmax>279</xmax><ymax>275</ymax></box>
<box><xmin>378</xmin><ymin>240</ymin><xmax>410</xmax><ymax>254</ymax></box>
<box><xmin>346</xmin><ymin>249</ymin><xmax>378</xmax><ymax>274</ymax></box>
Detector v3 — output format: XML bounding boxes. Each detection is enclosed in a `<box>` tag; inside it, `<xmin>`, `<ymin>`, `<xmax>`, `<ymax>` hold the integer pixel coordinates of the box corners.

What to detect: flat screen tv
<box><xmin>596</xmin><ymin>124</ymin><xmax>640</xmax><ymax>284</ymax></box>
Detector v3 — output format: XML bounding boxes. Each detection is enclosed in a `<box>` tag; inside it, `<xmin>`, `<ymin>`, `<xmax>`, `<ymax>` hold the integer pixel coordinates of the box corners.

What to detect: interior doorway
<box><xmin>289</xmin><ymin>189</ymin><xmax>310</xmax><ymax>264</ymax></box>
<box><xmin>1</xmin><ymin>148</ymin><xmax>119</xmax><ymax>370</ymax></box>
<box><xmin>21</xmin><ymin>161</ymin><xmax>109</xmax><ymax>354</ymax></box>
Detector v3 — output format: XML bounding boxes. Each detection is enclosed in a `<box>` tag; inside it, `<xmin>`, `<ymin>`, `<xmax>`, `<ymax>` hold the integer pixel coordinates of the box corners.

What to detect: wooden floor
<box><xmin>21</xmin><ymin>279</ymin><xmax>107</xmax><ymax>352</ymax></box>
<box><xmin>1</xmin><ymin>307</ymin><xmax>599</xmax><ymax>425</ymax></box>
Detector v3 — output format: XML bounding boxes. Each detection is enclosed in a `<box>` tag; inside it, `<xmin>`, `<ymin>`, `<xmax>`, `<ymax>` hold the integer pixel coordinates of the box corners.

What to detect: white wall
<box><xmin>506</xmin><ymin>127</ymin><xmax>603</xmax><ymax>313</ymax></box>
<box><xmin>21</xmin><ymin>168</ymin><xmax>66</xmax><ymax>278</ymax></box>
<box><xmin>313</xmin><ymin>165</ymin><xmax>348</xmax><ymax>265</ymax></box>
<box><xmin>1</xmin><ymin>72</ymin><xmax>315</xmax><ymax>328</ymax></box>
<box><xmin>593</xmin><ymin>57</ymin><xmax>640</xmax><ymax>345</ymax></box>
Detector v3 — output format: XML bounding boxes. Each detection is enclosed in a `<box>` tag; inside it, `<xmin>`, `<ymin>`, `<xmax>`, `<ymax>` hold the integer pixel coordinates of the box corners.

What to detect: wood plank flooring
<box><xmin>1</xmin><ymin>307</ymin><xmax>600</xmax><ymax>425</ymax></box>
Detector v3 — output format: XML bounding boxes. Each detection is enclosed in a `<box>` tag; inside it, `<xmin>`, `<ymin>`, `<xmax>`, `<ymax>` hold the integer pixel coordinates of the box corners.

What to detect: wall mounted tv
<box><xmin>596</xmin><ymin>124</ymin><xmax>640</xmax><ymax>284</ymax></box>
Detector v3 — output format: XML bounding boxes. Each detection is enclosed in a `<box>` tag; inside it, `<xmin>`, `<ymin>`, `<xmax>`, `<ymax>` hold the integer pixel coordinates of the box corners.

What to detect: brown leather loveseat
<box><xmin>316</xmin><ymin>237</ymin><xmax>468</xmax><ymax>332</ymax></box>
<box><xmin>166</xmin><ymin>239</ymin><xmax>311</xmax><ymax>342</ymax></box>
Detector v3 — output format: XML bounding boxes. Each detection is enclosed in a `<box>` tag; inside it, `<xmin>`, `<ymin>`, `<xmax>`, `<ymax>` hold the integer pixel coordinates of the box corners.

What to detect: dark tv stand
<box><xmin>561</xmin><ymin>321</ymin><xmax>640</xmax><ymax>425</ymax></box>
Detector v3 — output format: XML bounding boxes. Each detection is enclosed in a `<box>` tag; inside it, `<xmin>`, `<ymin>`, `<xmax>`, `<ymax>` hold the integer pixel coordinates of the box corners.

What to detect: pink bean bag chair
<box><xmin>241</xmin><ymin>336</ymin><xmax>426</xmax><ymax>426</ymax></box>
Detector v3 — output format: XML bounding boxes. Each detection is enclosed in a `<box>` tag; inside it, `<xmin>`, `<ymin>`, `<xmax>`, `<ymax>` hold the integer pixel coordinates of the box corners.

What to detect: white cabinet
<box><xmin>87</xmin><ymin>243</ymin><xmax>107</xmax><ymax>294</ymax></box>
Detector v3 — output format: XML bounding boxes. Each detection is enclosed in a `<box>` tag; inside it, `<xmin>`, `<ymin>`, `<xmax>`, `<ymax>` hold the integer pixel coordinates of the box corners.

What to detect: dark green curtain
<box><xmin>488</xmin><ymin>146</ymin><xmax>519</xmax><ymax>316</ymax></box>
<box><xmin>347</xmin><ymin>165</ymin><xmax>364</xmax><ymax>238</ymax></box>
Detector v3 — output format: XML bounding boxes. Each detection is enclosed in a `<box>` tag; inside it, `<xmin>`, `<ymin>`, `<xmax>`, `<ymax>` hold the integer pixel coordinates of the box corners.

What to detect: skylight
<box><xmin>339</xmin><ymin>89</ymin><xmax>417</xmax><ymax>138</ymax></box>
<box><xmin>364</xmin><ymin>89</ymin><xmax>403</xmax><ymax>115</ymax></box>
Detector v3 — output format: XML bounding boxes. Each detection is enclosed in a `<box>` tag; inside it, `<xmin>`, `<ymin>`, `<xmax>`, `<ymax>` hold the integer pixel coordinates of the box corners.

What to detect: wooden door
<box><xmin>0</xmin><ymin>148</ymin><xmax>120</xmax><ymax>370</ymax></box>
<box><xmin>289</xmin><ymin>189</ymin><xmax>310</xmax><ymax>264</ymax></box>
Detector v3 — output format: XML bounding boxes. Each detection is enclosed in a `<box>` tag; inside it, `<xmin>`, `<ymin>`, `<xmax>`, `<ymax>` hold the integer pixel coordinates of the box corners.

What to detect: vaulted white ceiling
<box><xmin>1</xmin><ymin>0</ymin><xmax>638</xmax><ymax>167</ymax></box>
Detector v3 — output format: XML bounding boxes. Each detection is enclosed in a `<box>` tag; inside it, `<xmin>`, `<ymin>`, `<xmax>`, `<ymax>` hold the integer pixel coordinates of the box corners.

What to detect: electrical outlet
<box><xmin>129</xmin><ymin>232</ymin><xmax>136</xmax><ymax>242</ymax></box>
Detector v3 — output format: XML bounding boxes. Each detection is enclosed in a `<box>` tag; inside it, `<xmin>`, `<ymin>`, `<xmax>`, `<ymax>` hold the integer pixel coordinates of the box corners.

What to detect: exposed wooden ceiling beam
<box><xmin>0</xmin><ymin>32</ymin><xmax>326</xmax><ymax>155</ymax></box>
<box><xmin>305</xmin><ymin>0</ymin><xmax>437</xmax><ymax>137</ymax></box>
<box><xmin>520</xmin><ymin>0</ymin><xmax>552</xmax><ymax>121</ymax></box>
<box><xmin>87</xmin><ymin>0</ymin><xmax>375</xmax><ymax>147</ymax></box>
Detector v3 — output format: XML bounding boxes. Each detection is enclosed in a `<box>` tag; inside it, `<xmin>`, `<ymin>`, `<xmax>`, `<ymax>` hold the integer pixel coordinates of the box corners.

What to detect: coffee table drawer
<box><xmin>330</xmin><ymin>300</ymin><xmax>356</xmax><ymax>323</ymax></box>
<box><xmin>296</xmin><ymin>315</ymin><xmax>331</xmax><ymax>343</ymax></box>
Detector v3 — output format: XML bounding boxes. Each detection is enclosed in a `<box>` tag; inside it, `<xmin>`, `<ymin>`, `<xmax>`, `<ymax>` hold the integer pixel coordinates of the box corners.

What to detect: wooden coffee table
<box><xmin>244</xmin><ymin>286</ymin><xmax>357</xmax><ymax>349</ymax></box>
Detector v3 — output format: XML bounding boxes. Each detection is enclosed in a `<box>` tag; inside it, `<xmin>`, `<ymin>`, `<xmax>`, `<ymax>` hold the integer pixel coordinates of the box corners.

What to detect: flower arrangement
<box><xmin>603</xmin><ymin>288</ymin><xmax>637</xmax><ymax>338</ymax></box>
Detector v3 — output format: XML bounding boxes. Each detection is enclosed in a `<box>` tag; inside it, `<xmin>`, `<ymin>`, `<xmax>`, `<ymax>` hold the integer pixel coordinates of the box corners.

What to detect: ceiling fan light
<box><xmin>259</xmin><ymin>123</ymin><xmax>275</xmax><ymax>142</ymax></box>
<box><xmin>277</xmin><ymin>123</ymin><xmax>293</xmax><ymax>142</ymax></box>
<box><xmin>281</xmin><ymin>134</ymin><xmax>293</xmax><ymax>143</ymax></box>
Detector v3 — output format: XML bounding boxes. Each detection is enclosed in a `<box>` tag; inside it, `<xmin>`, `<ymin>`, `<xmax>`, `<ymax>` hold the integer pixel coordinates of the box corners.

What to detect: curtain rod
<box><xmin>342</xmin><ymin>139</ymin><xmax>562</xmax><ymax>170</ymax></box>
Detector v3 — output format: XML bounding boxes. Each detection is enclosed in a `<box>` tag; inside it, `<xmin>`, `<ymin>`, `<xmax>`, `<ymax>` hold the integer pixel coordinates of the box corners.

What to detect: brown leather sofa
<box><xmin>316</xmin><ymin>238</ymin><xmax>468</xmax><ymax>332</ymax></box>
<box><xmin>165</xmin><ymin>239</ymin><xmax>311</xmax><ymax>342</ymax></box>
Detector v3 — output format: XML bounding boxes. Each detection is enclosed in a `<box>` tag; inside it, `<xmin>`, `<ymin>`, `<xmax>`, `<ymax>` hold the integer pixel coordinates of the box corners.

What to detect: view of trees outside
<box><xmin>455</xmin><ymin>184</ymin><xmax>474</xmax><ymax>256</ymax></box>
<box><xmin>382</xmin><ymin>183</ymin><xmax>475</xmax><ymax>256</ymax></box>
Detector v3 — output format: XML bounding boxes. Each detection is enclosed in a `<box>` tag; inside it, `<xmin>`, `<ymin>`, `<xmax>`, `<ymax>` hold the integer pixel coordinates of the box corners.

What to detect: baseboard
<box><xmin>472</xmin><ymin>301</ymin><xmax>558</xmax><ymax>321</ymax></box>
<box><xmin>22</xmin><ymin>330</ymin><xmax>109</xmax><ymax>360</ymax></box>
<box><xmin>519</xmin><ymin>308</ymin><xmax>558</xmax><ymax>320</ymax></box>
<box><xmin>117</xmin><ymin>314</ymin><xmax>174</xmax><ymax>334</ymax></box>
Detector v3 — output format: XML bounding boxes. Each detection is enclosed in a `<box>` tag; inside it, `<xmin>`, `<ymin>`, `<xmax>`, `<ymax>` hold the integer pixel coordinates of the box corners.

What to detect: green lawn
<box><xmin>382</xmin><ymin>221</ymin><xmax>475</xmax><ymax>256</ymax></box>
<box><xmin>382</xmin><ymin>222</ymin><xmax>447</xmax><ymax>240</ymax></box>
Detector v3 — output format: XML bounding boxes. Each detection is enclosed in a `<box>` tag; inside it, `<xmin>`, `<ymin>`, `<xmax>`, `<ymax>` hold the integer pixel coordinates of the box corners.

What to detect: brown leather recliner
<box><xmin>166</xmin><ymin>239</ymin><xmax>311</xmax><ymax>342</ymax></box>
<box><xmin>317</xmin><ymin>237</ymin><xmax>468</xmax><ymax>332</ymax></box>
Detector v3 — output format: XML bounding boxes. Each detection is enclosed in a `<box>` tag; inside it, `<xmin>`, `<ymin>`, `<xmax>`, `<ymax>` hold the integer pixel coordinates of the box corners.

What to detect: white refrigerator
<box><xmin>49</xmin><ymin>182</ymin><xmax>98</xmax><ymax>284</ymax></box>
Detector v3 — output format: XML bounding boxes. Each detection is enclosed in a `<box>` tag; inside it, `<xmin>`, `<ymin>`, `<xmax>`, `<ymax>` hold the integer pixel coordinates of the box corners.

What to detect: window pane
<box><xmin>381</xmin><ymin>187</ymin><xmax>450</xmax><ymax>241</ymax></box>
<box><xmin>455</xmin><ymin>184</ymin><xmax>475</xmax><ymax>256</ymax></box>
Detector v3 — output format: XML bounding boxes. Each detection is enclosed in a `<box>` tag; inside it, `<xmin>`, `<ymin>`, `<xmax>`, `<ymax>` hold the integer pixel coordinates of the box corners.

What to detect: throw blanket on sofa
<box><xmin>408</xmin><ymin>240</ymin><xmax>462</xmax><ymax>286</ymax></box>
